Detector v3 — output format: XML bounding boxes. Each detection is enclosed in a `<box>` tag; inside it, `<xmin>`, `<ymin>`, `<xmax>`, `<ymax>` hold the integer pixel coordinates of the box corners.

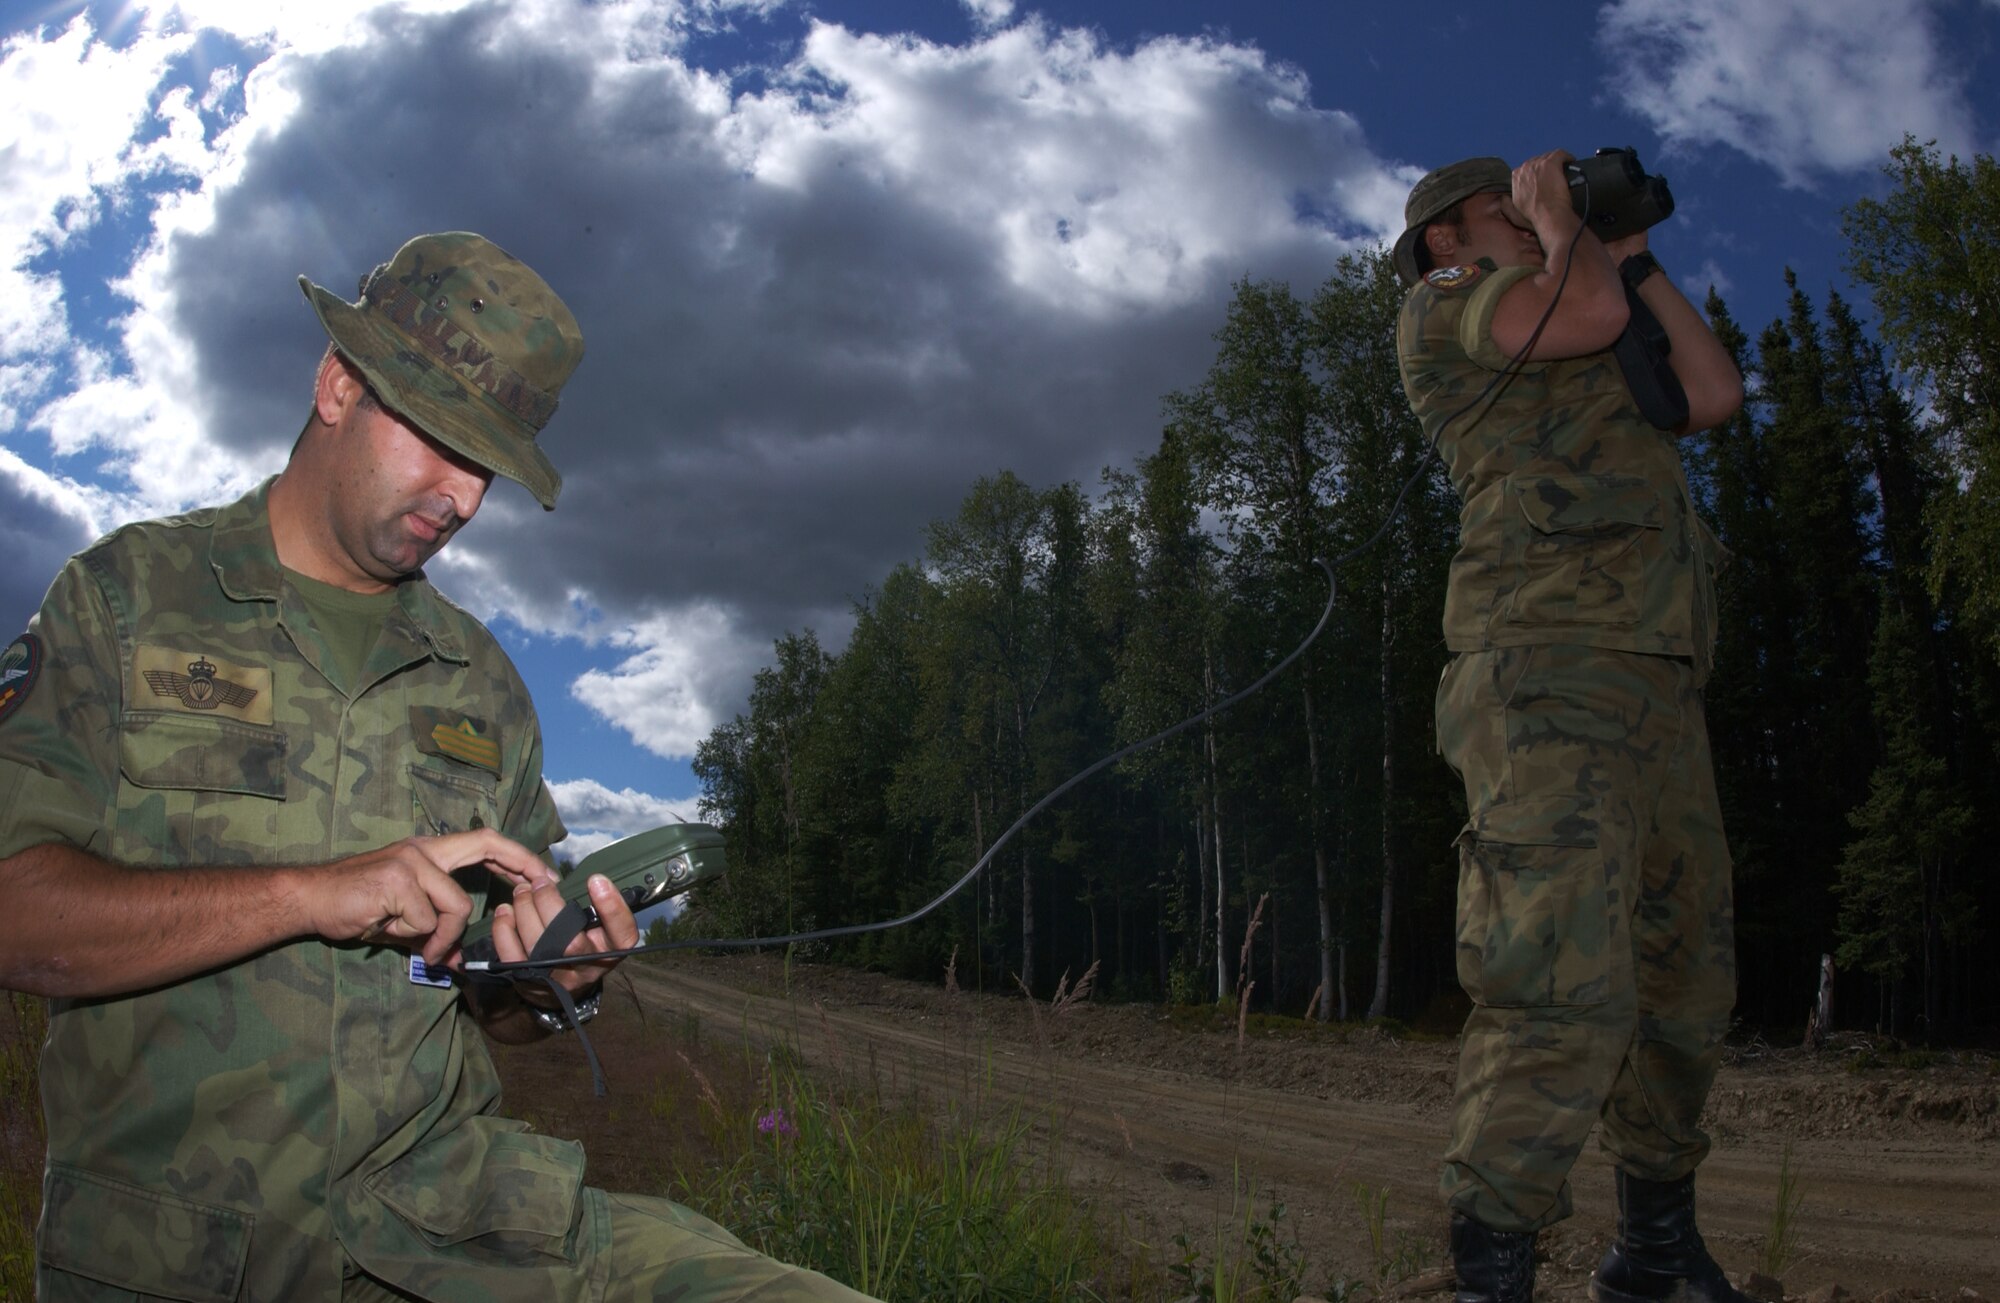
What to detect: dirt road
<box><xmin>571</xmin><ymin>956</ymin><xmax>1996</xmax><ymax>1297</ymax></box>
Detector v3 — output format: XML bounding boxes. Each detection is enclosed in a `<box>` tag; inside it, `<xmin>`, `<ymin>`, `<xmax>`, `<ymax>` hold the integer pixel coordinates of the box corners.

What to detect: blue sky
<box><xmin>3</xmin><ymin>0</ymin><xmax>1997</xmax><ymax>857</ymax></box>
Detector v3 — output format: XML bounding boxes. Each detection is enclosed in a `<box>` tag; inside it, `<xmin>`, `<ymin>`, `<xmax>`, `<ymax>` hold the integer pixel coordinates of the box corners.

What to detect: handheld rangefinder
<box><xmin>1567</xmin><ymin>146</ymin><xmax>1675</xmax><ymax>242</ymax></box>
<box><xmin>458</xmin><ymin>822</ymin><xmax>727</xmax><ymax>966</ymax></box>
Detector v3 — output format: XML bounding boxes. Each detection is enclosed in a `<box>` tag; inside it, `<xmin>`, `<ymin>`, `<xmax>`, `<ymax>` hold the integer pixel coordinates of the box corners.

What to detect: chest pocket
<box><xmin>116</xmin><ymin>713</ymin><xmax>288</xmax><ymax>864</ymax></box>
<box><xmin>1504</xmin><ymin>473</ymin><xmax>1663</xmax><ymax>628</ymax></box>
<box><xmin>410</xmin><ymin>760</ymin><xmax>501</xmax><ymax>837</ymax></box>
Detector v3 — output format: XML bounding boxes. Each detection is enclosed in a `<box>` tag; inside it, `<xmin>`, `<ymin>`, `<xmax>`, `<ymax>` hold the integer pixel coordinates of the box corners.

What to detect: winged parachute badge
<box><xmin>145</xmin><ymin>655</ymin><xmax>261</xmax><ymax>712</ymax></box>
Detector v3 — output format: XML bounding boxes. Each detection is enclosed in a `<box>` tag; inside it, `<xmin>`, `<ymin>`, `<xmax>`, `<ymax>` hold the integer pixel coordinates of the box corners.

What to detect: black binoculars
<box><xmin>1567</xmin><ymin>146</ymin><xmax>1675</xmax><ymax>241</ymax></box>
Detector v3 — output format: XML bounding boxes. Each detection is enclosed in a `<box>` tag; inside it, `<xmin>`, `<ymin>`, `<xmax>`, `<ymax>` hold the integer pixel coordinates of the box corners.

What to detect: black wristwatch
<box><xmin>526</xmin><ymin>983</ymin><xmax>601</xmax><ymax>1033</ymax></box>
<box><xmin>1619</xmin><ymin>251</ymin><xmax>1663</xmax><ymax>291</ymax></box>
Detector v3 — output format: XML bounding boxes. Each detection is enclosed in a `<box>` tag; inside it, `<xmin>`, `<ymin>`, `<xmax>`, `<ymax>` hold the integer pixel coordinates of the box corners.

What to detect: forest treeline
<box><xmin>681</xmin><ymin>139</ymin><xmax>1999</xmax><ymax>1041</ymax></box>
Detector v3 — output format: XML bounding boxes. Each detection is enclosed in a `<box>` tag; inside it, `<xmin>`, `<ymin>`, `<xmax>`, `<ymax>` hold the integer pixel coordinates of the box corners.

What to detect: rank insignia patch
<box><xmin>1424</xmin><ymin>263</ymin><xmax>1484</xmax><ymax>291</ymax></box>
<box><xmin>0</xmin><ymin>635</ymin><xmax>42</xmax><ymax>727</ymax></box>
<box><xmin>132</xmin><ymin>646</ymin><xmax>274</xmax><ymax>726</ymax></box>
<box><xmin>412</xmin><ymin>708</ymin><xmax>501</xmax><ymax>772</ymax></box>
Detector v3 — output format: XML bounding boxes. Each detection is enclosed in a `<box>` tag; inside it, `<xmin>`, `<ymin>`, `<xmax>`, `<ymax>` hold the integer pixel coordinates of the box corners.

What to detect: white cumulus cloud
<box><xmin>546</xmin><ymin>775</ymin><xmax>700</xmax><ymax>864</ymax></box>
<box><xmin>570</xmin><ymin>605</ymin><xmax>769</xmax><ymax>760</ymax></box>
<box><xmin>1597</xmin><ymin>0</ymin><xmax>1984</xmax><ymax>185</ymax></box>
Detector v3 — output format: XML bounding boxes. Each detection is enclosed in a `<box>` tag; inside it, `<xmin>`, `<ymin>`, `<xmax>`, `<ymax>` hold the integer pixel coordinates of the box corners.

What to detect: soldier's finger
<box><xmin>422</xmin><ymin>900</ymin><xmax>470</xmax><ymax>966</ymax></box>
<box><xmin>421</xmin><ymin>830</ymin><xmax>555</xmax><ymax>889</ymax></box>
<box><xmin>587</xmin><ymin>874</ymin><xmax>641</xmax><ymax>950</ymax></box>
<box><xmin>487</xmin><ymin>902</ymin><xmax>530</xmax><ymax>964</ymax></box>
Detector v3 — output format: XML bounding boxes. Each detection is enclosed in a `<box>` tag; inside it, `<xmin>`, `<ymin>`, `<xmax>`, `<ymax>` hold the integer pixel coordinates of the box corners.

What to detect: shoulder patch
<box><xmin>1424</xmin><ymin>263</ymin><xmax>1484</xmax><ymax>291</ymax></box>
<box><xmin>412</xmin><ymin>707</ymin><xmax>501</xmax><ymax>773</ymax></box>
<box><xmin>0</xmin><ymin>634</ymin><xmax>42</xmax><ymax>727</ymax></box>
<box><xmin>132</xmin><ymin>645</ymin><xmax>273</xmax><ymax>726</ymax></box>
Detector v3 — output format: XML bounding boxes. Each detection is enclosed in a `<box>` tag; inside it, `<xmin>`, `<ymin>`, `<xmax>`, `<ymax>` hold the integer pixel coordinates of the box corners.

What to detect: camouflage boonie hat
<box><xmin>1392</xmin><ymin>157</ymin><xmax>1512</xmax><ymax>287</ymax></box>
<box><xmin>300</xmin><ymin>232</ymin><xmax>582</xmax><ymax>510</ymax></box>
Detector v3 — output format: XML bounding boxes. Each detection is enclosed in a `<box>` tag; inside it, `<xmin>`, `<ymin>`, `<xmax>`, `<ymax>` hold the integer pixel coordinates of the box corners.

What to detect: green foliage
<box><xmin>1</xmin><ymin>994</ymin><xmax>47</xmax><ymax>1301</ymax></box>
<box><xmin>1755</xmin><ymin>1141</ymin><xmax>1807</xmax><ymax>1277</ymax></box>
<box><xmin>663</xmin><ymin>1056</ymin><xmax>1120</xmax><ymax>1301</ymax></box>
<box><xmin>1349</xmin><ymin>1182</ymin><xmax>1432</xmax><ymax>1290</ymax></box>
<box><xmin>1845</xmin><ymin>138</ymin><xmax>2000</xmax><ymax>656</ymax></box>
<box><xmin>1166</xmin><ymin>1183</ymin><xmax>1310</xmax><ymax>1303</ymax></box>
<box><xmin>1834</xmin><ymin>600</ymin><xmax>1977</xmax><ymax>1009</ymax></box>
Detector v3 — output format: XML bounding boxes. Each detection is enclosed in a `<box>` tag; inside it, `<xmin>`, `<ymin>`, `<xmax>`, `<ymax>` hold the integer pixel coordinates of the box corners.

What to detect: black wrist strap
<box><xmin>523</xmin><ymin>899</ymin><xmax>609</xmax><ymax>1095</ymax></box>
<box><xmin>1611</xmin><ymin>284</ymin><xmax>1688</xmax><ymax>431</ymax></box>
<box><xmin>1620</xmin><ymin>251</ymin><xmax>1663</xmax><ymax>292</ymax></box>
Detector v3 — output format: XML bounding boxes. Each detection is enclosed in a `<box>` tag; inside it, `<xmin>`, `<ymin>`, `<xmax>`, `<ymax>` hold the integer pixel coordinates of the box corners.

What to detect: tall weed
<box><xmin>1756</xmin><ymin>1140</ymin><xmax>1807</xmax><ymax>1277</ymax></box>
<box><xmin>663</xmin><ymin>1051</ymin><xmax>1118</xmax><ymax>1301</ymax></box>
<box><xmin>1</xmin><ymin>992</ymin><xmax>48</xmax><ymax>1299</ymax></box>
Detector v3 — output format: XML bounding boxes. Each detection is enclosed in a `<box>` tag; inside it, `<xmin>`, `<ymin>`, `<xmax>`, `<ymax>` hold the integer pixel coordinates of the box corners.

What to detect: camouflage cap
<box><xmin>300</xmin><ymin>232</ymin><xmax>582</xmax><ymax>510</ymax></box>
<box><xmin>1391</xmin><ymin>157</ymin><xmax>1512</xmax><ymax>287</ymax></box>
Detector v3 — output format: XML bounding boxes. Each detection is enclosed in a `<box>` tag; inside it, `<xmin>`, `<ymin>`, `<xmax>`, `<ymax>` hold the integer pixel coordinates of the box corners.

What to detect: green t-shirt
<box><xmin>284</xmin><ymin>567</ymin><xmax>399</xmax><ymax>693</ymax></box>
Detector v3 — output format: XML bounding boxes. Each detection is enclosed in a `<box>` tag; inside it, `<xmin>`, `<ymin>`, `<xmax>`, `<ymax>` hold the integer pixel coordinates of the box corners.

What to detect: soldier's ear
<box><xmin>312</xmin><ymin>349</ymin><xmax>363</xmax><ymax>430</ymax></box>
<box><xmin>1424</xmin><ymin>222</ymin><xmax>1458</xmax><ymax>264</ymax></box>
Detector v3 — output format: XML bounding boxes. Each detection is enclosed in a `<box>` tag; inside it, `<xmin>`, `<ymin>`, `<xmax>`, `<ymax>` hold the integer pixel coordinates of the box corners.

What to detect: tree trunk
<box><xmin>1194</xmin><ymin>806</ymin><xmax>1210</xmax><ymax>980</ymax></box>
<box><xmin>1257</xmin><ymin>830</ymin><xmax>1277</xmax><ymax>1007</ymax></box>
<box><xmin>1303</xmin><ymin>679</ymin><xmax>1335</xmax><ymax>1023</ymax></box>
<box><xmin>1209</xmin><ymin>724</ymin><xmax>1228</xmax><ymax>999</ymax></box>
<box><xmin>1203</xmin><ymin>648</ymin><xmax>1228</xmax><ymax>1001</ymax></box>
<box><xmin>1804</xmin><ymin>953</ymin><xmax>1835</xmax><ymax>1050</ymax></box>
<box><xmin>1367</xmin><ymin>576</ymin><xmax>1396</xmax><ymax>1022</ymax></box>
<box><xmin>1019</xmin><ymin>836</ymin><xmax>1035</xmax><ymax>992</ymax></box>
<box><xmin>1016</xmin><ymin>698</ymin><xmax>1035</xmax><ymax>994</ymax></box>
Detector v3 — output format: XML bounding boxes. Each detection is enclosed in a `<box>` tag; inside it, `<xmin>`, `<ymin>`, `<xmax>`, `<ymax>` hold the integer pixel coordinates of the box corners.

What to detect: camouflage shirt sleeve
<box><xmin>1454</xmin><ymin>264</ymin><xmax>1541</xmax><ymax>373</ymax></box>
<box><xmin>0</xmin><ymin>558</ymin><xmax>121</xmax><ymax>860</ymax></box>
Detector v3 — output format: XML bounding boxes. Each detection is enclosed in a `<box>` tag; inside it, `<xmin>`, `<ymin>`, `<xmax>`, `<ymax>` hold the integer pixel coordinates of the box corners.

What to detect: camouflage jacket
<box><xmin>1396</xmin><ymin>260</ymin><xmax>1726</xmax><ymax>678</ymax></box>
<box><xmin>0</xmin><ymin>482</ymin><xmax>588</xmax><ymax>1302</ymax></box>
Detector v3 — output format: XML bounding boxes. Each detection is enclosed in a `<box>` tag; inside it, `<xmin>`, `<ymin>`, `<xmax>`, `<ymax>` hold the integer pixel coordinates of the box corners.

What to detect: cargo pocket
<box><xmin>116</xmin><ymin>713</ymin><xmax>287</xmax><ymax>863</ymax></box>
<box><xmin>39</xmin><ymin>1163</ymin><xmax>252</xmax><ymax>1303</ymax></box>
<box><xmin>410</xmin><ymin>760</ymin><xmax>500</xmax><ymax>837</ymax></box>
<box><xmin>1504</xmin><ymin>473</ymin><xmax>1662</xmax><ymax>627</ymax></box>
<box><xmin>368</xmin><ymin>1122</ymin><xmax>585</xmax><ymax>1266</ymax></box>
<box><xmin>1454</xmin><ymin>795</ymin><xmax>1612</xmax><ymax>1009</ymax></box>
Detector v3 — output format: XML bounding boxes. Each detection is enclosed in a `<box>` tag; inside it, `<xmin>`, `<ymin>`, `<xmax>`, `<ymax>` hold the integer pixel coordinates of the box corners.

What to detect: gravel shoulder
<box><xmin>494</xmin><ymin>954</ymin><xmax>2000</xmax><ymax>1298</ymax></box>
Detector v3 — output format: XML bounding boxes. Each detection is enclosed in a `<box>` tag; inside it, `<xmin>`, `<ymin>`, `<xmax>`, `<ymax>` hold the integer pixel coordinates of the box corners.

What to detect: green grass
<box><xmin>1844</xmin><ymin>1046</ymin><xmax>1943</xmax><ymax>1072</ymax></box>
<box><xmin>1166</xmin><ymin>1174</ymin><xmax>1313</xmax><ymax>1302</ymax></box>
<box><xmin>1754</xmin><ymin>1140</ymin><xmax>1806</xmax><ymax>1278</ymax></box>
<box><xmin>1</xmin><ymin>992</ymin><xmax>47</xmax><ymax>1301</ymax></box>
<box><xmin>656</xmin><ymin>1047</ymin><xmax>1142</xmax><ymax>1300</ymax></box>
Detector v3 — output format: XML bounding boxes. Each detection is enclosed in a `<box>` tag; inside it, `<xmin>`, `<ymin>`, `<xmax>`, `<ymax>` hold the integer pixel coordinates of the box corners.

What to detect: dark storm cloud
<box><xmin>149</xmin><ymin>2</ymin><xmax>1394</xmax><ymax>711</ymax></box>
<box><xmin>0</xmin><ymin>471</ymin><xmax>96</xmax><ymax>636</ymax></box>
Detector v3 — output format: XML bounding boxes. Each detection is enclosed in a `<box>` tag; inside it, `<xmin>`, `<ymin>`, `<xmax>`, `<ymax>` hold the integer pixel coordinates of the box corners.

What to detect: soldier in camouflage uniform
<box><xmin>0</xmin><ymin>233</ymin><xmax>876</xmax><ymax>1302</ymax></box>
<box><xmin>1393</xmin><ymin>155</ymin><xmax>1750</xmax><ymax>1303</ymax></box>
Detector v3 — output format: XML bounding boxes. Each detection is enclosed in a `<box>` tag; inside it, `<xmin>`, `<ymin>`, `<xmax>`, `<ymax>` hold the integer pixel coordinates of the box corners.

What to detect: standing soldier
<box><xmin>1393</xmin><ymin>153</ymin><xmax>1749</xmax><ymax>1303</ymax></box>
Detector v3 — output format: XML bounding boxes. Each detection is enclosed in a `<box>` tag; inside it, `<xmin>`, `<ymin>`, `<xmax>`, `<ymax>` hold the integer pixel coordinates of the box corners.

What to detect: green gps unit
<box><xmin>457</xmin><ymin>822</ymin><xmax>727</xmax><ymax>966</ymax></box>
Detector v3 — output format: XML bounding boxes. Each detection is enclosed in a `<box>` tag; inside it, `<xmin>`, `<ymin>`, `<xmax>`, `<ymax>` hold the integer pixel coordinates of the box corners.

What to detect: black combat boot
<box><xmin>1591</xmin><ymin>1170</ymin><xmax>1751</xmax><ymax>1302</ymax></box>
<box><xmin>1451</xmin><ymin>1213</ymin><xmax>1536</xmax><ymax>1303</ymax></box>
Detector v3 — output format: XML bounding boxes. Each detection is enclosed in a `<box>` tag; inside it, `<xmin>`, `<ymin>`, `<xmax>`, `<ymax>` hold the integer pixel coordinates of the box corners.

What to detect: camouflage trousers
<box><xmin>40</xmin><ymin>1188</ymin><xmax>875</xmax><ymax>1303</ymax></box>
<box><xmin>1434</xmin><ymin>644</ymin><xmax>1737</xmax><ymax>1234</ymax></box>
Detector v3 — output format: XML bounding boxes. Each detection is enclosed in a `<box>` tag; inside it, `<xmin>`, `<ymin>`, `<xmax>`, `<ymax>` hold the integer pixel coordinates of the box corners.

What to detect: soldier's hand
<box><xmin>296</xmin><ymin>831</ymin><xmax>556</xmax><ymax>966</ymax></box>
<box><xmin>485</xmin><ymin>871</ymin><xmax>640</xmax><ymax>999</ymax></box>
<box><xmin>1512</xmin><ymin>149</ymin><xmax>1579</xmax><ymax>232</ymax></box>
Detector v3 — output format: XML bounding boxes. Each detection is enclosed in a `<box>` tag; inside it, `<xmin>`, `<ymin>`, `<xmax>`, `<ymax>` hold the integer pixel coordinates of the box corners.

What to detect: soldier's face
<box><xmin>1436</xmin><ymin>192</ymin><xmax>1544</xmax><ymax>269</ymax></box>
<box><xmin>332</xmin><ymin>397</ymin><xmax>494</xmax><ymax>585</ymax></box>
